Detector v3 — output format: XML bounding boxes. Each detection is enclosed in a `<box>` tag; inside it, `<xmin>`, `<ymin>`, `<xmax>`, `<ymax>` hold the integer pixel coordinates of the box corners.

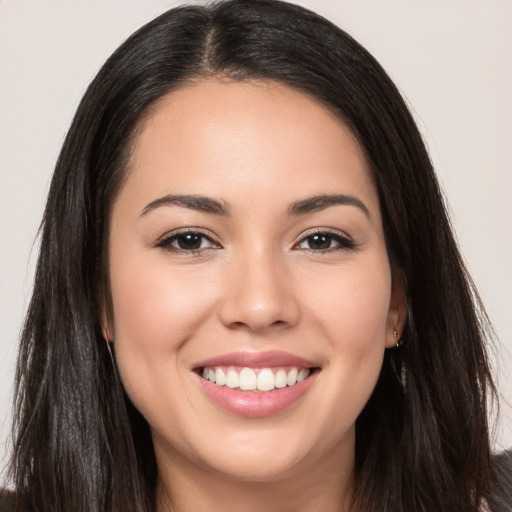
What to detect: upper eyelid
<box><xmin>158</xmin><ymin>227</ymin><xmax>218</xmax><ymax>242</ymax></box>
<box><xmin>296</xmin><ymin>227</ymin><xmax>353</xmax><ymax>241</ymax></box>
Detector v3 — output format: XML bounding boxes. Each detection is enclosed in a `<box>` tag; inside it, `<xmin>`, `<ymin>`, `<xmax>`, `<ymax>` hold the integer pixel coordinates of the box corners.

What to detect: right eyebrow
<box><xmin>287</xmin><ymin>194</ymin><xmax>371</xmax><ymax>219</ymax></box>
<box><xmin>140</xmin><ymin>194</ymin><xmax>231</xmax><ymax>217</ymax></box>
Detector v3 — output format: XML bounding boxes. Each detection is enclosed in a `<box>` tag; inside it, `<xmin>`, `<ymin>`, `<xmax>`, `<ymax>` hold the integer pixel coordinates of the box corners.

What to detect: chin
<box><xmin>202</xmin><ymin>449</ymin><xmax>308</xmax><ymax>483</ymax></box>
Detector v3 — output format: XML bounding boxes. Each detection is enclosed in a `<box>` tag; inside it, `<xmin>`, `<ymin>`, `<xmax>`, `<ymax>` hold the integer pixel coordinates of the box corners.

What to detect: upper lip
<box><xmin>192</xmin><ymin>350</ymin><xmax>317</xmax><ymax>369</ymax></box>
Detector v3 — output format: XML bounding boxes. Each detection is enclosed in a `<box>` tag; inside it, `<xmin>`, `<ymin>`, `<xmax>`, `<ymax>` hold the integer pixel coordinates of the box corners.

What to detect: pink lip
<box><xmin>192</xmin><ymin>350</ymin><xmax>316</xmax><ymax>369</ymax></box>
<box><xmin>196</xmin><ymin>373</ymin><xmax>317</xmax><ymax>418</ymax></box>
<box><xmin>192</xmin><ymin>351</ymin><xmax>319</xmax><ymax>418</ymax></box>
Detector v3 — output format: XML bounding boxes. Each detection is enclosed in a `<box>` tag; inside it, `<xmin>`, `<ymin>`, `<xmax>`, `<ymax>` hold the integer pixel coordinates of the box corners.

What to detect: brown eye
<box><xmin>295</xmin><ymin>231</ymin><xmax>356</xmax><ymax>252</ymax></box>
<box><xmin>306</xmin><ymin>234</ymin><xmax>332</xmax><ymax>250</ymax></box>
<box><xmin>156</xmin><ymin>230</ymin><xmax>220</xmax><ymax>253</ymax></box>
<box><xmin>175</xmin><ymin>233</ymin><xmax>203</xmax><ymax>250</ymax></box>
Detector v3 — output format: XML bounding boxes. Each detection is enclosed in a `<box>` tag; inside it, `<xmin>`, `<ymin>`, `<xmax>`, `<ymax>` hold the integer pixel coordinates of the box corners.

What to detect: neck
<box><xmin>154</xmin><ymin>435</ymin><xmax>356</xmax><ymax>512</ymax></box>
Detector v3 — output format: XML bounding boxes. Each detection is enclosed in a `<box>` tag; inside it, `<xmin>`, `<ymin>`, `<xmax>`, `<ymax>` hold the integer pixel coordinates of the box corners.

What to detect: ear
<box><xmin>385</xmin><ymin>271</ymin><xmax>407</xmax><ymax>348</ymax></box>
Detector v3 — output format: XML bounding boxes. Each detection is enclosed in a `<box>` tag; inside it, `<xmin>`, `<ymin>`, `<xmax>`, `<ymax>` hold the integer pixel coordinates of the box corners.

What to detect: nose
<box><xmin>218</xmin><ymin>249</ymin><xmax>300</xmax><ymax>333</ymax></box>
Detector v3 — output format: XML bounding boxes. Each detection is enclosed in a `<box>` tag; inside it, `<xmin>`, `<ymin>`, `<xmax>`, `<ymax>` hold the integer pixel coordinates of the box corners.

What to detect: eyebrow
<box><xmin>140</xmin><ymin>194</ymin><xmax>231</xmax><ymax>217</ymax></box>
<box><xmin>140</xmin><ymin>193</ymin><xmax>370</xmax><ymax>219</ymax></box>
<box><xmin>288</xmin><ymin>194</ymin><xmax>370</xmax><ymax>218</ymax></box>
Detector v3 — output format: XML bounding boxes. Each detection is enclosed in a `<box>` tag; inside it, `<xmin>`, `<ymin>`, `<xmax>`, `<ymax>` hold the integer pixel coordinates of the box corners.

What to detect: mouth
<box><xmin>192</xmin><ymin>351</ymin><xmax>320</xmax><ymax>417</ymax></box>
<box><xmin>196</xmin><ymin>365</ymin><xmax>316</xmax><ymax>392</ymax></box>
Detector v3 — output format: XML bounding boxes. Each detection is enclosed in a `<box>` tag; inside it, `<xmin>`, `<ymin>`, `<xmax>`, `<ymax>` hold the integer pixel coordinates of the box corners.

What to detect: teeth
<box><xmin>287</xmin><ymin>368</ymin><xmax>298</xmax><ymax>386</ymax></box>
<box><xmin>201</xmin><ymin>366</ymin><xmax>312</xmax><ymax>391</ymax></box>
<box><xmin>275</xmin><ymin>369</ymin><xmax>287</xmax><ymax>389</ymax></box>
<box><xmin>257</xmin><ymin>369</ymin><xmax>275</xmax><ymax>391</ymax></box>
<box><xmin>226</xmin><ymin>369</ymin><xmax>239</xmax><ymax>389</ymax></box>
<box><xmin>297</xmin><ymin>368</ymin><xmax>310</xmax><ymax>382</ymax></box>
<box><xmin>239</xmin><ymin>368</ymin><xmax>257</xmax><ymax>390</ymax></box>
<box><xmin>215</xmin><ymin>368</ymin><xmax>226</xmax><ymax>386</ymax></box>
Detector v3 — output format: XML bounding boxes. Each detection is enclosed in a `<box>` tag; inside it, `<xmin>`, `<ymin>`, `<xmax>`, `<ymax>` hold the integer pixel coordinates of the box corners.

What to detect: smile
<box><xmin>201</xmin><ymin>366</ymin><xmax>311</xmax><ymax>392</ymax></box>
<box><xmin>193</xmin><ymin>351</ymin><xmax>319</xmax><ymax>417</ymax></box>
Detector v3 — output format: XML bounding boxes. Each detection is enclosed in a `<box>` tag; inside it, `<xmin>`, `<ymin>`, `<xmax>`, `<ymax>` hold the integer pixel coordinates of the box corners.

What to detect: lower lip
<box><xmin>196</xmin><ymin>372</ymin><xmax>317</xmax><ymax>418</ymax></box>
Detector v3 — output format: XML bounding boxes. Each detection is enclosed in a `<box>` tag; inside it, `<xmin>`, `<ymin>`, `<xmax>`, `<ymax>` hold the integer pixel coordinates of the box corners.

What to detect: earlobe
<box><xmin>386</xmin><ymin>272</ymin><xmax>407</xmax><ymax>348</ymax></box>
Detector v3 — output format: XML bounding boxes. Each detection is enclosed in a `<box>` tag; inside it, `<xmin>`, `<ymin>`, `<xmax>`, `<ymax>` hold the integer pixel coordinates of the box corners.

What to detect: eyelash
<box><xmin>156</xmin><ymin>229</ymin><xmax>220</xmax><ymax>255</ymax></box>
<box><xmin>155</xmin><ymin>228</ymin><xmax>357</xmax><ymax>255</ymax></box>
<box><xmin>293</xmin><ymin>229</ymin><xmax>357</xmax><ymax>253</ymax></box>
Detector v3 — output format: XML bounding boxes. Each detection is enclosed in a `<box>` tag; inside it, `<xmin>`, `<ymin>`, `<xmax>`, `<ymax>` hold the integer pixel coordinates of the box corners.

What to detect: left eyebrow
<box><xmin>287</xmin><ymin>194</ymin><xmax>371</xmax><ymax>218</ymax></box>
<box><xmin>140</xmin><ymin>194</ymin><xmax>231</xmax><ymax>217</ymax></box>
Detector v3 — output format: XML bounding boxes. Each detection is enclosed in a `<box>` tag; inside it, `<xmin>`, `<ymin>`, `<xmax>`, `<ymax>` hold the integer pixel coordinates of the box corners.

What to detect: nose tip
<box><xmin>225</xmin><ymin>302</ymin><xmax>292</xmax><ymax>333</ymax></box>
<box><xmin>218</xmin><ymin>258</ymin><xmax>299</xmax><ymax>333</ymax></box>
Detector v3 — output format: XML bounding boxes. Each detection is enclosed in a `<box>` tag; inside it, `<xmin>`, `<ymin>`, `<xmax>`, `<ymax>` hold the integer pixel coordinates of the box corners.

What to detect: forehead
<box><xmin>119</xmin><ymin>79</ymin><xmax>379</xmax><ymax>218</ymax></box>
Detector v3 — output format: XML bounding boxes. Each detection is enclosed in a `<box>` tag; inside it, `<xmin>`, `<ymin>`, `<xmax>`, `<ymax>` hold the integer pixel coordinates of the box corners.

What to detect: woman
<box><xmin>1</xmin><ymin>0</ymin><xmax>507</xmax><ymax>510</ymax></box>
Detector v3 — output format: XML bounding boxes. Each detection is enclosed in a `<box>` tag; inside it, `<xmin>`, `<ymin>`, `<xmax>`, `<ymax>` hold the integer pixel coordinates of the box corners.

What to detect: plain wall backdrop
<box><xmin>1</xmin><ymin>0</ymin><xmax>511</xmax><ymax>473</ymax></box>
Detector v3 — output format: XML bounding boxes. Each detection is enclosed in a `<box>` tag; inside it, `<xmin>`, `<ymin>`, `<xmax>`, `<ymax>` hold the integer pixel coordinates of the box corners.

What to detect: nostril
<box><xmin>226</xmin><ymin>318</ymin><xmax>291</xmax><ymax>332</ymax></box>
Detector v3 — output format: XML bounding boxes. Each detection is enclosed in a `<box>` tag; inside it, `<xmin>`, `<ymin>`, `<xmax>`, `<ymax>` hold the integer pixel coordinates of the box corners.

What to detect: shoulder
<box><xmin>487</xmin><ymin>449</ymin><xmax>512</xmax><ymax>512</ymax></box>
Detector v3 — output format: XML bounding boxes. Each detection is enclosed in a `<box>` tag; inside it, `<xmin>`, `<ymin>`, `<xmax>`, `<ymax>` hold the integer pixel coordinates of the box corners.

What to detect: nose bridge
<box><xmin>218</xmin><ymin>242</ymin><xmax>299</xmax><ymax>332</ymax></box>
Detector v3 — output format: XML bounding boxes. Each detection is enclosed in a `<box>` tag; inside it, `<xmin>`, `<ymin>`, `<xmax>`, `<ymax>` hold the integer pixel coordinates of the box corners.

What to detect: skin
<box><xmin>106</xmin><ymin>79</ymin><xmax>406</xmax><ymax>512</ymax></box>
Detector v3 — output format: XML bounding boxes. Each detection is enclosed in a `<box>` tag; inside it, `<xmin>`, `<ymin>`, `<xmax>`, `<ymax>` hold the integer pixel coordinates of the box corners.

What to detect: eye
<box><xmin>294</xmin><ymin>231</ymin><xmax>356</xmax><ymax>252</ymax></box>
<box><xmin>156</xmin><ymin>230</ymin><xmax>220</xmax><ymax>253</ymax></box>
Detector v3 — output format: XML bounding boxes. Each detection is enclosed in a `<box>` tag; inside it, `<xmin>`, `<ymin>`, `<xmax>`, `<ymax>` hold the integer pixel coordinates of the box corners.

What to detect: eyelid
<box><xmin>155</xmin><ymin>227</ymin><xmax>222</xmax><ymax>253</ymax></box>
<box><xmin>293</xmin><ymin>227</ymin><xmax>358</xmax><ymax>251</ymax></box>
<box><xmin>298</xmin><ymin>227</ymin><xmax>351</xmax><ymax>239</ymax></box>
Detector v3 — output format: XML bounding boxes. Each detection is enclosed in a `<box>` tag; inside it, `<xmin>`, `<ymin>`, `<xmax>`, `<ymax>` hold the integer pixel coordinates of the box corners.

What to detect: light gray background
<box><xmin>1</xmin><ymin>0</ymin><xmax>511</xmax><ymax>474</ymax></box>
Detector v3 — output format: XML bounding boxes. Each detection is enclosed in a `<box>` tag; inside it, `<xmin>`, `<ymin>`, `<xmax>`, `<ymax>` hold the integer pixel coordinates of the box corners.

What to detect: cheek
<box><xmin>312</xmin><ymin>262</ymin><xmax>391</xmax><ymax>434</ymax></box>
<box><xmin>110</xmin><ymin>260</ymin><xmax>214</xmax><ymax>350</ymax></box>
<box><xmin>108</xmin><ymin>255</ymin><xmax>216</xmax><ymax>409</ymax></box>
<box><xmin>301</xmin><ymin>257</ymin><xmax>391</xmax><ymax>375</ymax></box>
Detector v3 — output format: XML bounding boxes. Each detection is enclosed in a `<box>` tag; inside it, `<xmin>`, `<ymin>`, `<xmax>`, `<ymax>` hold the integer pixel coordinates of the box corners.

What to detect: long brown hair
<box><xmin>6</xmin><ymin>1</ymin><xmax>496</xmax><ymax>510</ymax></box>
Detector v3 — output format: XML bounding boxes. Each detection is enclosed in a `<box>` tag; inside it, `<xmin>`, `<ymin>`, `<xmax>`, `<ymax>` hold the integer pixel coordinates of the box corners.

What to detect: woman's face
<box><xmin>107</xmin><ymin>80</ymin><xmax>404</xmax><ymax>483</ymax></box>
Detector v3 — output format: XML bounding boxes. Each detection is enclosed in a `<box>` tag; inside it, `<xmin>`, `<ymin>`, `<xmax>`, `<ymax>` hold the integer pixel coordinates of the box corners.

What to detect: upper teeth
<box><xmin>201</xmin><ymin>366</ymin><xmax>311</xmax><ymax>391</ymax></box>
